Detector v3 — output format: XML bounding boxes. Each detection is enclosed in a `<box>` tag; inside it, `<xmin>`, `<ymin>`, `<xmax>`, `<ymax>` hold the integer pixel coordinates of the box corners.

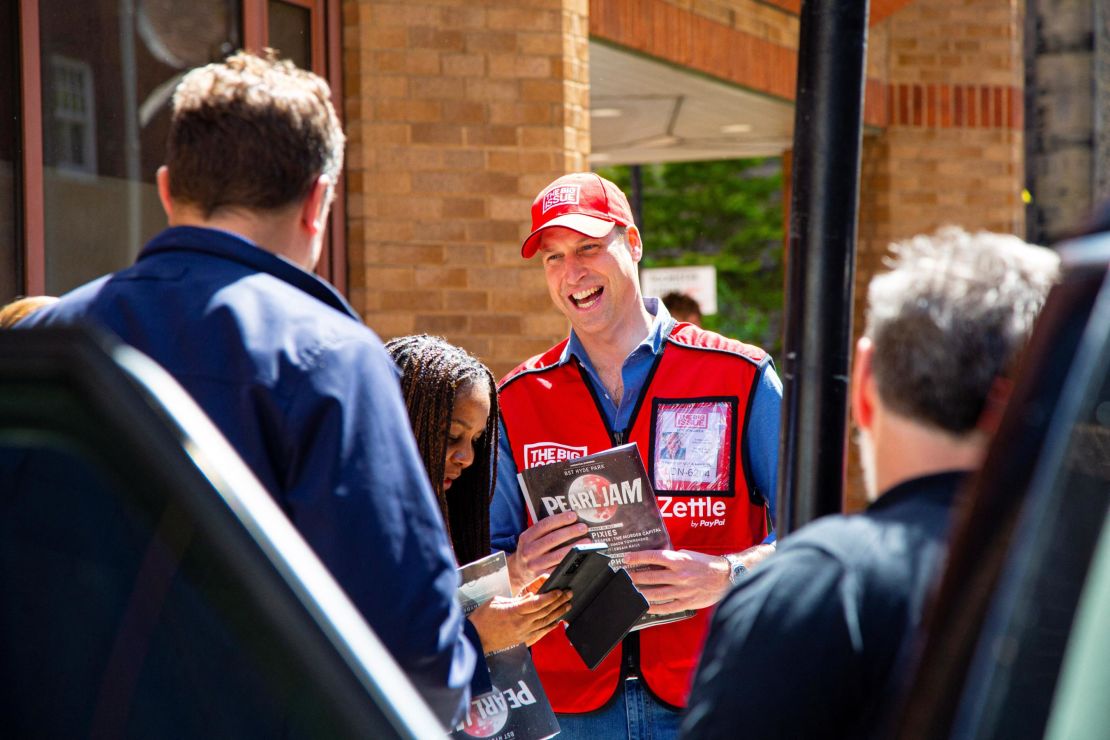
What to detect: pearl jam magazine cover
<box><xmin>452</xmin><ymin>552</ymin><xmax>559</xmax><ymax>740</ymax></box>
<box><xmin>517</xmin><ymin>443</ymin><xmax>694</xmax><ymax>630</ymax></box>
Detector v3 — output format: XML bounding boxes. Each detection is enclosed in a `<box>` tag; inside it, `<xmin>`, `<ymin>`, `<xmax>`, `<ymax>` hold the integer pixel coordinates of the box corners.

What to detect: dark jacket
<box><xmin>21</xmin><ymin>225</ymin><xmax>486</xmax><ymax>724</ymax></box>
<box><xmin>681</xmin><ymin>472</ymin><xmax>967</xmax><ymax>739</ymax></box>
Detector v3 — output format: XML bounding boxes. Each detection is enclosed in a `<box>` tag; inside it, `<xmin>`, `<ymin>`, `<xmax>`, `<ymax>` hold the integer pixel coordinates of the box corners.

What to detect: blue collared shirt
<box><xmin>491</xmin><ymin>298</ymin><xmax>781</xmax><ymax>553</ymax></box>
<box><xmin>21</xmin><ymin>225</ymin><xmax>486</xmax><ymax>724</ymax></box>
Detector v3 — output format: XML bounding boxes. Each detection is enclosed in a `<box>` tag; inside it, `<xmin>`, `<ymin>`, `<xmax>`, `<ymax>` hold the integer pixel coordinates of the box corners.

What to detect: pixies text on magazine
<box><xmin>517</xmin><ymin>443</ymin><xmax>694</xmax><ymax>630</ymax></box>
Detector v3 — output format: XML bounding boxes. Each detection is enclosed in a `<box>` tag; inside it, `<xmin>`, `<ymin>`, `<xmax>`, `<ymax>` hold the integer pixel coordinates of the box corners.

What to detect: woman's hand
<box><xmin>468</xmin><ymin>589</ymin><xmax>572</xmax><ymax>653</ymax></box>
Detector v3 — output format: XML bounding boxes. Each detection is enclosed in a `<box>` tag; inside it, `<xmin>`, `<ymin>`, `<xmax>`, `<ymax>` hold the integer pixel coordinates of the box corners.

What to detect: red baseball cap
<box><xmin>520</xmin><ymin>172</ymin><xmax>635</xmax><ymax>258</ymax></box>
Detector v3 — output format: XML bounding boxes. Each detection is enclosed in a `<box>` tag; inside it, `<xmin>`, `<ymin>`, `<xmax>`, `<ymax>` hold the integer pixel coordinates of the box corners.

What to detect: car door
<box><xmin>0</xmin><ymin>327</ymin><xmax>442</xmax><ymax>738</ymax></box>
<box><xmin>892</xmin><ymin>234</ymin><xmax>1110</xmax><ymax>739</ymax></box>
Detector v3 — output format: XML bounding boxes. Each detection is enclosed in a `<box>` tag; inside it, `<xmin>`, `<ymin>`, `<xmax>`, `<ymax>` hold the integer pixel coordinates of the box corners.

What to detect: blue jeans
<box><xmin>555</xmin><ymin>677</ymin><xmax>681</xmax><ymax>740</ymax></box>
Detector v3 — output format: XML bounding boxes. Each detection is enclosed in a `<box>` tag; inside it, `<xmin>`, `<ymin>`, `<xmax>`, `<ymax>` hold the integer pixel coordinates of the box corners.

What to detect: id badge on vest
<box><xmin>649</xmin><ymin>397</ymin><xmax>738</xmax><ymax>495</ymax></box>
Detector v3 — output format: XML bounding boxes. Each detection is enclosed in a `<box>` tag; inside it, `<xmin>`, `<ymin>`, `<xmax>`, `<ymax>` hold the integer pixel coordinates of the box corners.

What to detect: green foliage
<box><xmin>597</xmin><ymin>159</ymin><xmax>785</xmax><ymax>357</ymax></box>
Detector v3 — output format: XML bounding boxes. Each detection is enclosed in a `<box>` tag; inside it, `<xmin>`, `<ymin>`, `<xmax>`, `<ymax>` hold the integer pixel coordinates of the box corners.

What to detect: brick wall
<box><xmin>590</xmin><ymin>0</ymin><xmax>798</xmax><ymax>103</ymax></box>
<box><xmin>872</xmin><ymin>0</ymin><xmax>1025</xmax><ymax>232</ymax></box>
<box><xmin>848</xmin><ymin>0</ymin><xmax>1025</xmax><ymax>511</ymax></box>
<box><xmin>343</xmin><ymin>0</ymin><xmax>590</xmax><ymax>378</ymax></box>
<box><xmin>670</xmin><ymin>0</ymin><xmax>800</xmax><ymax>48</ymax></box>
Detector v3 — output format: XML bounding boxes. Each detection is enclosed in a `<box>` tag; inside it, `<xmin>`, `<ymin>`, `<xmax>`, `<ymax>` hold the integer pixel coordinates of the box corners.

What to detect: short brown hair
<box><xmin>166</xmin><ymin>50</ymin><xmax>344</xmax><ymax>217</ymax></box>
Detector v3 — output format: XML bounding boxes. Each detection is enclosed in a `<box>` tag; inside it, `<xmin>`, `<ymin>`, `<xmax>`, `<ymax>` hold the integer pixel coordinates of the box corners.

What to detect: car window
<box><xmin>0</xmin><ymin>328</ymin><xmax>441</xmax><ymax>739</ymax></box>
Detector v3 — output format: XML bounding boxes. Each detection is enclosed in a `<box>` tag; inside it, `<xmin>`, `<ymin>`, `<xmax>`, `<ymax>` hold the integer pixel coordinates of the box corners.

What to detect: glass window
<box><xmin>268</xmin><ymin>1</ymin><xmax>313</xmax><ymax>70</ymax></box>
<box><xmin>1</xmin><ymin>1</ymin><xmax>19</xmax><ymax>301</ymax></box>
<box><xmin>49</xmin><ymin>56</ymin><xmax>97</xmax><ymax>175</ymax></box>
<box><xmin>38</xmin><ymin>1</ymin><xmax>242</xmax><ymax>295</ymax></box>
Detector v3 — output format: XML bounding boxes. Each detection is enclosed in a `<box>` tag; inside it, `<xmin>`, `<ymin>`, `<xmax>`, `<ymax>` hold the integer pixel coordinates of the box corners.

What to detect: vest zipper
<box><xmin>614</xmin><ymin>427</ymin><xmax>640</xmax><ymax>681</ymax></box>
<box><xmin>623</xmin><ymin>630</ymin><xmax>641</xmax><ymax>681</ymax></box>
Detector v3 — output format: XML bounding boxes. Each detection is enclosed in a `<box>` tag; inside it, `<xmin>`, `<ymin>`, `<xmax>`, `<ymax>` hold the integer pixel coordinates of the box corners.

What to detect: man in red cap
<box><xmin>491</xmin><ymin>172</ymin><xmax>783</xmax><ymax>739</ymax></box>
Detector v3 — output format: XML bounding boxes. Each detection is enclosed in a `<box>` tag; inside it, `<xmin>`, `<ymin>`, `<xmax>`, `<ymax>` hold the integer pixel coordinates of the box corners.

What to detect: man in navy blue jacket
<box><xmin>21</xmin><ymin>51</ymin><xmax>484</xmax><ymax>726</ymax></box>
<box><xmin>681</xmin><ymin>228</ymin><xmax>1059</xmax><ymax>739</ymax></box>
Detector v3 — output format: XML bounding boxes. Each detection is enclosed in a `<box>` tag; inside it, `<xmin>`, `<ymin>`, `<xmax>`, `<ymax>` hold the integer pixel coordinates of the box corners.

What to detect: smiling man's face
<box><xmin>537</xmin><ymin>225</ymin><xmax>644</xmax><ymax>343</ymax></box>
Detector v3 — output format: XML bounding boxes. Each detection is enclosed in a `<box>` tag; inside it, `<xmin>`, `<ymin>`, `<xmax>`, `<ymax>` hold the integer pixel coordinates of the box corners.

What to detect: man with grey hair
<box><xmin>680</xmin><ymin>227</ymin><xmax>1058</xmax><ymax>740</ymax></box>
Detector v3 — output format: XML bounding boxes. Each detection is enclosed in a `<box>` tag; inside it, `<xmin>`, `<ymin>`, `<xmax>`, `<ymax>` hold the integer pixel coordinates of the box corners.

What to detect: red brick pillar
<box><xmin>343</xmin><ymin>0</ymin><xmax>590</xmax><ymax>377</ymax></box>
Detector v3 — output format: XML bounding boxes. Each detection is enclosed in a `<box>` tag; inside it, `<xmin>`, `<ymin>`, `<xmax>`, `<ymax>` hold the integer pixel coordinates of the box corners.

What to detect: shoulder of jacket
<box><xmin>498</xmin><ymin>338</ymin><xmax>572</xmax><ymax>391</ymax></box>
<box><xmin>666</xmin><ymin>323</ymin><xmax>769</xmax><ymax>366</ymax></box>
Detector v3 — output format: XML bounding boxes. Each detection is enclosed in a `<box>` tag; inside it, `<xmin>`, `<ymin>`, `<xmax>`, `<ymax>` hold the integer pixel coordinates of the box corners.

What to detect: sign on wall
<box><xmin>640</xmin><ymin>265</ymin><xmax>718</xmax><ymax>315</ymax></box>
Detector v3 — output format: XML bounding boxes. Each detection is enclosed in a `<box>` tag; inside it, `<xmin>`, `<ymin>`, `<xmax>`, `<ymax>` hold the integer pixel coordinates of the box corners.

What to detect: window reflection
<box><xmin>50</xmin><ymin>57</ymin><xmax>98</xmax><ymax>176</ymax></box>
<box><xmin>39</xmin><ymin>0</ymin><xmax>242</xmax><ymax>295</ymax></box>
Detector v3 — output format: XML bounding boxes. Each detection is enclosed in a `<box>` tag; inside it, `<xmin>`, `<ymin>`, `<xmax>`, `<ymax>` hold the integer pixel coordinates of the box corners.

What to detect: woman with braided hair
<box><xmin>387</xmin><ymin>334</ymin><xmax>571</xmax><ymax>652</ymax></box>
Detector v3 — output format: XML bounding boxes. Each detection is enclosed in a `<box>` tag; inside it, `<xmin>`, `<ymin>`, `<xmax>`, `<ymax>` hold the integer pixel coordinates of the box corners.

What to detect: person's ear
<box><xmin>851</xmin><ymin>336</ymin><xmax>877</xmax><ymax>432</ymax></box>
<box><xmin>299</xmin><ymin>175</ymin><xmax>333</xmax><ymax>235</ymax></box>
<box><xmin>625</xmin><ymin>225</ymin><xmax>643</xmax><ymax>262</ymax></box>
<box><xmin>156</xmin><ymin>166</ymin><xmax>174</xmax><ymax>221</ymax></box>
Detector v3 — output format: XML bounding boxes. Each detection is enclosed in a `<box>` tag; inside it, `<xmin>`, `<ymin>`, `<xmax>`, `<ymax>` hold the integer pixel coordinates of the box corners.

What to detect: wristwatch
<box><xmin>723</xmin><ymin>552</ymin><xmax>748</xmax><ymax>586</ymax></box>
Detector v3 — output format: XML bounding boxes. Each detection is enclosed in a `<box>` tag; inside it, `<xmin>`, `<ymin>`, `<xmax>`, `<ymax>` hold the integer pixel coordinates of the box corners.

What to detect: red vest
<box><xmin>498</xmin><ymin>323</ymin><xmax>770</xmax><ymax>712</ymax></box>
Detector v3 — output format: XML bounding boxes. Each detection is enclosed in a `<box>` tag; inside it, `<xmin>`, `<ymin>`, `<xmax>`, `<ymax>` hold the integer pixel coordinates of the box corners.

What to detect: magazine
<box><xmin>451</xmin><ymin>552</ymin><xmax>560</xmax><ymax>740</ymax></box>
<box><xmin>517</xmin><ymin>443</ymin><xmax>694</xmax><ymax>630</ymax></box>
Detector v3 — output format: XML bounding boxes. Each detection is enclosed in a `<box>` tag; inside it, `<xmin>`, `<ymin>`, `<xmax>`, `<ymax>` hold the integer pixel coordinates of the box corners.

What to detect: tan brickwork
<box><xmin>344</xmin><ymin>0</ymin><xmax>590</xmax><ymax>378</ymax></box>
<box><xmin>885</xmin><ymin>0</ymin><xmax>1023</xmax><ymax>88</ymax></box>
<box><xmin>847</xmin><ymin>0</ymin><xmax>1025</xmax><ymax>511</ymax></box>
<box><xmin>857</xmin><ymin>1</ymin><xmax>1026</xmax><ymax>316</ymax></box>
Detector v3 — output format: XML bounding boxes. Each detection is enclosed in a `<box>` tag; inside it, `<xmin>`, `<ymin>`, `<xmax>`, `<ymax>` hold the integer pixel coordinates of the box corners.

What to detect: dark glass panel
<box><xmin>268</xmin><ymin>0</ymin><xmax>312</xmax><ymax>70</ymax></box>
<box><xmin>38</xmin><ymin>0</ymin><xmax>242</xmax><ymax>295</ymax></box>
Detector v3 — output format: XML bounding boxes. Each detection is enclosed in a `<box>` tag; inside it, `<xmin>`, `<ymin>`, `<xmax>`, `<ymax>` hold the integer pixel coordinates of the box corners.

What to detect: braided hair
<box><xmin>385</xmin><ymin>334</ymin><xmax>498</xmax><ymax>565</ymax></box>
